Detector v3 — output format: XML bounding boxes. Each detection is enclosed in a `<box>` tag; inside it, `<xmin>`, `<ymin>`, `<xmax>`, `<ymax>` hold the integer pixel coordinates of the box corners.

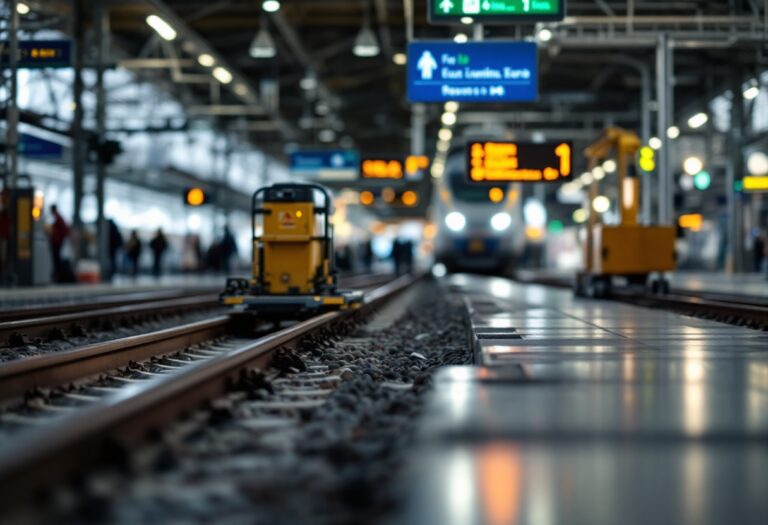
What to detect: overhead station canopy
<box><xmin>467</xmin><ymin>140</ymin><xmax>573</xmax><ymax>183</ymax></box>
<box><xmin>428</xmin><ymin>0</ymin><xmax>565</xmax><ymax>24</ymax></box>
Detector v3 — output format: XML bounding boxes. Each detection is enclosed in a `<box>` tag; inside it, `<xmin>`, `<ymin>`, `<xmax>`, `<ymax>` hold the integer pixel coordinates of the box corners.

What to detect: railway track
<box><xmin>515</xmin><ymin>273</ymin><xmax>768</xmax><ymax>328</ymax></box>
<box><xmin>0</xmin><ymin>274</ymin><xmax>414</xmax><ymax>511</ymax></box>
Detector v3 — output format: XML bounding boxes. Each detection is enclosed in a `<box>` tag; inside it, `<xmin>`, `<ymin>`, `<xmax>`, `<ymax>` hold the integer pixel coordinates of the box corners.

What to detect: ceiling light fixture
<box><xmin>743</xmin><ymin>83</ymin><xmax>760</xmax><ymax>100</ymax></box>
<box><xmin>441</xmin><ymin>112</ymin><xmax>457</xmax><ymax>126</ymax></box>
<box><xmin>212</xmin><ymin>66</ymin><xmax>233</xmax><ymax>84</ymax></box>
<box><xmin>667</xmin><ymin>126</ymin><xmax>680</xmax><ymax>139</ymax></box>
<box><xmin>146</xmin><ymin>15</ymin><xmax>177</xmax><ymax>41</ymax></box>
<box><xmin>197</xmin><ymin>53</ymin><xmax>215</xmax><ymax>67</ymax></box>
<box><xmin>537</xmin><ymin>28</ymin><xmax>553</xmax><ymax>42</ymax></box>
<box><xmin>353</xmin><ymin>1</ymin><xmax>380</xmax><ymax>58</ymax></box>
<box><xmin>461</xmin><ymin>16</ymin><xmax>474</xmax><ymax>24</ymax></box>
<box><xmin>249</xmin><ymin>26</ymin><xmax>277</xmax><ymax>58</ymax></box>
<box><xmin>17</xmin><ymin>2</ymin><xmax>30</xmax><ymax>15</ymax></box>
<box><xmin>353</xmin><ymin>26</ymin><xmax>380</xmax><ymax>57</ymax></box>
<box><xmin>444</xmin><ymin>101</ymin><xmax>459</xmax><ymax>113</ymax></box>
<box><xmin>453</xmin><ymin>33</ymin><xmax>468</xmax><ymax>44</ymax></box>
<box><xmin>438</xmin><ymin>128</ymin><xmax>453</xmax><ymax>141</ymax></box>
<box><xmin>393</xmin><ymin>53</ymin><xmax>407</xmax><ymax>65</ymax></box>
<box><xmin>262</xmin><ymin>0</ymin><xmax>281</xmax><ymax>13</ymax></box>
<box><xmin>687</xmin><ymin>112</ymin><xmax>708</xmax><ymax>129</ymax></box>
<box><xmin>649</xmin><ymin>136</ymin><xmax>662</xmax><ymax>150</ymax></box>
<box><xmin>300</xmin><ymin>75</ymin><xmax>317</xmax><ymax>90</ymax></box>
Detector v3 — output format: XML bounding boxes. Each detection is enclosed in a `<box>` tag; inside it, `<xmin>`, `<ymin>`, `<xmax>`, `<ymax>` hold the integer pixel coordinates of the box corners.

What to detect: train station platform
<box><xmin>395</xmin><ymin>274</ymin><xmax>768</xmax><ymax>525</ymax></box>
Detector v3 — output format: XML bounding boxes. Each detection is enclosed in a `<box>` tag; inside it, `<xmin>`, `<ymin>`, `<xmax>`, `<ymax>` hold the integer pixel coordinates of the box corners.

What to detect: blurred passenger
<box><xmin>362</xmin><ymin>239</ymin><xmax>374</xmax><ymax>273</ymax></box>
<box><xmin>392</xmin><ymin>239</ymin><xmax>402</xmax><ymax>275</ymax></box>
<box><xmin>753</xmin><ymin>231</ymin><xmax>765</xmax><ymax>273</ymax></box>
<box><xmin>107</xmin><ymin>219</ymin><xmax>123</xmax><ymax>281</ymax></box>
<box><xmin>402</xmin><ymin>240</ymin><xmax>414</xmax><ymax>274</ymax></box>
<box><xmin>125</xmin><ymin>230</ymin><xmax>142</xmax><ymax>277</ymax></box>
<box><xmin>49</xmin><ymin>205</ymin><xmax>70</xmax><ymax>283</ymax></box>
<box><xmin>149</xmin><ymin>228</ymin><xmax>169</xmax><ymax>278</ymax></box>
<box><xmin>219</xmin><ymin>226</ymin><xmax>238</xmax><ymax>273</ymax></box>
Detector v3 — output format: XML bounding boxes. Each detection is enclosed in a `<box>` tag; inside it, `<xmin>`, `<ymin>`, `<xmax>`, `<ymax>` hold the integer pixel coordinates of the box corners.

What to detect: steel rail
<box><xmin>0</xmin><ymin>289</ymin><xmax>218</xmax><ymax>323</ymax></box>
<box><xmin>514</xmin><ymin>273</ymin><xmax>768</xmax><ymax>323</ymax></box>
<box><xmin>0</xmin><ymin>274</ymin><xmax>417</xmax><ymax>508</ymax></box>
<box><xmin>0</xmin><ymin>274</ymin><xmax>395</xmax><ymax>399</ymax></box>
<box><xmin>0</xmin><ymin>294</ymin><xmax>222</xmax><ymax>344</ymax></box>
<box><xmin>0</xmin><ymin>316</ymin><xmax>230</xmax><ymax>400</ymax></box>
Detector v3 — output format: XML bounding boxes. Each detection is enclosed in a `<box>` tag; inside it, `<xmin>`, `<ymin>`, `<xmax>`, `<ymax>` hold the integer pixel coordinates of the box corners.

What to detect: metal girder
<box><xmin>458</xmin><ymin>111</ymin><xmax>641</xmax><ymax>124</ymax></box>
<box><xmin>145</xmin><ymin>0</ymin><xmax>298</xmax><ymax>139</ymax></box>
<box><xmin>187</xmin><ymin>105</ymin><xmax>267</xmax><ymax>116</ymax></box>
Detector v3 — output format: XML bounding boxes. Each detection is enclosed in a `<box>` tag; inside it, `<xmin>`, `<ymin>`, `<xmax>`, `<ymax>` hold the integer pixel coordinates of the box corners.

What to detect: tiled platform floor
<box><xmin>394</xmin><ymin>275</ymin><xmax>768</xmax><ymax>525</ymax></box>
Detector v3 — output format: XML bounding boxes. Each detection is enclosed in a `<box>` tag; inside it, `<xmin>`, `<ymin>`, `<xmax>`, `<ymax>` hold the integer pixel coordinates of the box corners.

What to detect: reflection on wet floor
<box><xmin>395</xmin><ymin>275</ymin><xmax>768</xmax><ymax>525</ymax></box>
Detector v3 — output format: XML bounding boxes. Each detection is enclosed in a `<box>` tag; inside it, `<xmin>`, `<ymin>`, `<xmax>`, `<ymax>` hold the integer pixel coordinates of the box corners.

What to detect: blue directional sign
<box><xmin>19</xmin><ymin>133</ymin><xmax>64</xmax><ymax>159</ymax></box>
<box><xmin>407</xmin><ymin>41</ymin><xmax>538</xmax><ymax>103</ymax></box>
<box><xmin>290</xmin><ymin>150</ymin><xmax>360</xmax><ymax>182</ymax></box>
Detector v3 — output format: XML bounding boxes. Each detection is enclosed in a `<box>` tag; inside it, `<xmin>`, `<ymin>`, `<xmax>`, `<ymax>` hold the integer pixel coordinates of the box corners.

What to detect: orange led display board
<box><xmin>467</xmin><ymin>141</ymin><xmax>573</xmax><ymax>183</ymax></box>
<box><xmin>361</xmin><ymin>155</ymin><xmax>430</xmax><ymax>180</ymax></box>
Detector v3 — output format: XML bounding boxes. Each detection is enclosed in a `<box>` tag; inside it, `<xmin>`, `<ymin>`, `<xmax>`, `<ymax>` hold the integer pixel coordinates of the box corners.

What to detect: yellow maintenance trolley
<box><xmin>575</xmin><ymin>128</ymin><xmax>676</xmax><ymax>298</ymax></box>
<box><xmin>221</xmin><ymin>183</ymin><xmax>363</xmax><ymax>318</ymax></box>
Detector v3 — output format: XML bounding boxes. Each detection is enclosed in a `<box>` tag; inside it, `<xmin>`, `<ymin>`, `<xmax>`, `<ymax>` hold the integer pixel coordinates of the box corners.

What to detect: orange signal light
<box><xmin>360</xmin><ymin>190</ymin><xmax>375</xmax><ymax>206</ymax></box>
<box><xmin>488</xmin><ymin>187</ymin><xmax>504</xmax><ymax>203</ymax></box>
<box><xmin>401</xmin><ymin>190</ymin><xmax>418</xmax><ymax>207</ymax></box>
<box><xmin>186</xmin><ymin>187</ymin><xmax>206</xmax><ymax>206</ymax></box>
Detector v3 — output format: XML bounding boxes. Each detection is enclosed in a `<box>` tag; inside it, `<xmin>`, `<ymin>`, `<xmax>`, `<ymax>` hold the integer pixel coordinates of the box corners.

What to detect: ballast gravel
<box><xmin>49</xmin><ymin>279</ymin><xmax>471</xmax><ymax>525</ymax></box>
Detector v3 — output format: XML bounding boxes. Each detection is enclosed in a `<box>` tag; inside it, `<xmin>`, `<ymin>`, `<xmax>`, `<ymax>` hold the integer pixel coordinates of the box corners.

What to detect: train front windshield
<box><xmin>448</xmin><ymin>170</ymin><xmax>508</xmax><ymax>203</ymax></box>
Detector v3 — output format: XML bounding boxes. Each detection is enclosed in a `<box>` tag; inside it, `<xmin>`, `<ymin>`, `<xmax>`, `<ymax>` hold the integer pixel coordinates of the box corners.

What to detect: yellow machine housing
<box><xmin>221</xmin><ymin>183</ymin><xmax>363</xmax><ymax>317</ymax></box>
<box><xmin>577</xmin><ymin>128</ymin><xmax>676</xmax><ymax>296</ymax></box>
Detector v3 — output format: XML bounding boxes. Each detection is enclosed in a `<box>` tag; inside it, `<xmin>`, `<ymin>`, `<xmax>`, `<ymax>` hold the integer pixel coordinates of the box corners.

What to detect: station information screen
<box><xmin>429</xmin><ymin>0</ymin><xmax>564</xmax><ymax>24</ymax></box>
<box><xmin>467</xmin><ymin>141</ymin><xmax>573</xmax><ymax>183</ymax></box>
<box><xmin>361</xmin><ymin>156</ymin><xmax>430</xmax><ymax>181</ymax></box>
<box><xmin>0</xmin><ymin>40</ymin><xmax>71</xmax><ymax>68</ymax></box>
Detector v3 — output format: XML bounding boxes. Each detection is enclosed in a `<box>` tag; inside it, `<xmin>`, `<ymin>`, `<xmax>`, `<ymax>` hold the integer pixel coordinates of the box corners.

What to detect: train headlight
<box><xmin>490</xmin><ymin>212</ymin><xmax>512</xmax><ymax>231</ymax></box>
<box><xmin>445</xmin><ymin>212</ymin><xmax>466</xmax><ymax>232</ymax></box>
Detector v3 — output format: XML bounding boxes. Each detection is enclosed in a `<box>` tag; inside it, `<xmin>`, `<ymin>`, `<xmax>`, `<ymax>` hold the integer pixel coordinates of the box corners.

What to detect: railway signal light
<box><xmin>185</xmin><ymin>187</ymin><xmax>208</xmax><ymax>206</ymax></box>
<box><xmin>638</xmin><ymin>146</ymin><xmax>655</xmax><ymax>172</ymax></box>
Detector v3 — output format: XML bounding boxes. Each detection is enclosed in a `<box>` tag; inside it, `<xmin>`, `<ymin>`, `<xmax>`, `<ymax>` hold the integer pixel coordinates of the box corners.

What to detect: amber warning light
<box><xmin>467</xmin><ymin>141</ymin><xmax>573</xmax><ymax>183</ymax></box>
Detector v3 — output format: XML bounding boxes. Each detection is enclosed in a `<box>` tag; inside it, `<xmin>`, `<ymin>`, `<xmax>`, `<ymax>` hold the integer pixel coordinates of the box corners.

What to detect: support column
<box><xmin>638</xmin><ymin>62</ymin><xmax>652</xmax><ymax>224</ymax></box>
<box><xmin>727</xmin><ymin>67</ymin><xmax>745</xmax><ymax>273</ymax></box>
<box><xmin>95</xmin><ymin>0</ymin><xmax>109</xmax><ymax>280</ymax></box>
<box><xmin>5</xmin><ymin>0</ymin><xmax>20</xmax><ymax>285</ymax></box>
<box><xmin>71</xmin><ymin>0</ymin><xmax>86</xmax><ymax>248</ymax></box>
<box><xmin>655</xmin><ymin>34</ymin><xmax>673</xmax><ymax>225</ymax></box>
<box><xmin>411</xmin><ymin>103</ymin><xmax>425</xmax><ymax>156</ymax></box>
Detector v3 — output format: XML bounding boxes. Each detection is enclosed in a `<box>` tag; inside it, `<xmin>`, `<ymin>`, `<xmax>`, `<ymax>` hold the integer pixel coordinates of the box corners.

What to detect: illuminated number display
<box><xmin>467</xmin><ymin>141</ymin><xmax>573</xmax><ymax>183</ymax></box>
<box><xmin>0</xmin><ymin>40</ymin><xmax>72</xmax><ymax>68</ymax></box>
<box><xmin>361</xmin><ymin>156</ymin><xmax>430</xmax><ymax>180</ymax></box>
<box><xmin>429</xmin><ymin>0</ymin><xmax>564</xmax><ymax>23</ymax></box>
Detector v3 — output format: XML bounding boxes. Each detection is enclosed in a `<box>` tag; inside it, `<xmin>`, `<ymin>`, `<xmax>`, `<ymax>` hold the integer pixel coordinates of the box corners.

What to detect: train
<box><xmin>221</xmin><ymin>183</ymin><xmax>363</xmax><ymax>319</ymax></box>
<box><xmin>432</xmin><ymin>146</ymin><xmax>525</xmax><ymax>274</ymax></box>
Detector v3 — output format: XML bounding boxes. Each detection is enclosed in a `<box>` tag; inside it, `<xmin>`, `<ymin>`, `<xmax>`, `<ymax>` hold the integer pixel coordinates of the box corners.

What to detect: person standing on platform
<box><xmin>125</xmin><ymin>230</ymin><xmax>142</xmax><ymax>277</ymax></box>
<box><xmin>150</xmin><ymin>228</ymin><xmax>169</xmax><ymax>278</ymax></box>
<box><xmin>753</xmin><ymin>231</ymin><xmax>765</xmax><ymax>273</ymax></box>
<box><xmin>107</xmin><ymin>219</ymin><xmax>123</xmax><ymax>281</ymax></box>
<box><xmin>49</xmin><ymin>205</ymin><xmax>70</xmax><ymax>283</ymax></box>
<box><xmin>219</xmin><ymin>226</ymin><xmax>238</xmax><ymax>273</ymax></box>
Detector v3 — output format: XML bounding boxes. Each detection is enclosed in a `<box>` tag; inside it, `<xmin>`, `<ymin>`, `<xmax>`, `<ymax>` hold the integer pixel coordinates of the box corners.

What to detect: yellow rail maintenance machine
<box><xmin>575</xmin><ymin>128</ymin><xmax>676</xmax><ymax>298</ymax></box>
<box><xmin>221</xmin><ymin>183</ymin><xmax>363</xmax><ymax>318</ymax></box>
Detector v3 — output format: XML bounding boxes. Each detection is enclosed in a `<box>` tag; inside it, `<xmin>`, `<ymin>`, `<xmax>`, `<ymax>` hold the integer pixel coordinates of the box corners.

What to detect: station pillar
<box><xmin>655</xmin><ymin>34</ymin><xmax>673</xmax><ymax>226</ymax></box>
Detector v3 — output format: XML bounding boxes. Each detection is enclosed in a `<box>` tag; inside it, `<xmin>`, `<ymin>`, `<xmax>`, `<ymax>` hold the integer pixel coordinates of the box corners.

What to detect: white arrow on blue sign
<box><xmin>407</xmin><ymin>41</ymin><xmax>538</xmax><ymax>103</ymax></box>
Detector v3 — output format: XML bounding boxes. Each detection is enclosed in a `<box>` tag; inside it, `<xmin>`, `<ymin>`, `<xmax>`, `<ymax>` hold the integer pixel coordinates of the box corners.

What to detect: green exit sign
<box><xmin>429</xmin><ymin>0</ymin><xmax>564</xmax><ymax>24</ymax></box>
